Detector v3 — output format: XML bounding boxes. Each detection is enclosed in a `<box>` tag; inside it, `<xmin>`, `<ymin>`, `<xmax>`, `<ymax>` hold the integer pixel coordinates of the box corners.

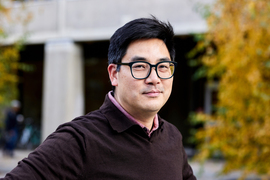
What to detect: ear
<box><xmin>108</xmin><ymin>64</ymin><xmax>118</xmax><ymax>86</ymax></box>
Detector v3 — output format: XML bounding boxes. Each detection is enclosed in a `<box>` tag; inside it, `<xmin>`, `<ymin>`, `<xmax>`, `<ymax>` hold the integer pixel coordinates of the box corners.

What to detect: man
<box><xmin>2</xmin><ymin>17</ymin><xmax>196</xmax><ymax>180</ymax></box>
<box><xmin>3</xmin><ymin>100</ymin><xmax>21</xmax><ymax>157</ymax></box>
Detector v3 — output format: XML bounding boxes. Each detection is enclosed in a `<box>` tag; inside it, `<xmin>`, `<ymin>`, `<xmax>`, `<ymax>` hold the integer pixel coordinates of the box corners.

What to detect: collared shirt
<box><xmin>108</xmin><ymin>91</ymin><xmax>159</xmax><ymax>137</ymax></box>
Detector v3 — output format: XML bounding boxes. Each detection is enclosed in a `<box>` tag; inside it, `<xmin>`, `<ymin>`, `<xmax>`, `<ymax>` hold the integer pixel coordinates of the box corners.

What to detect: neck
<box><xmin>132</xmin><ymin>113</ymin><xmax>156</xmax><ymax>130</ymax></box>
<box><xmin>111</xmin><ymin>90</ymin><xmax>158</xmax><ymax>130</ymax></box>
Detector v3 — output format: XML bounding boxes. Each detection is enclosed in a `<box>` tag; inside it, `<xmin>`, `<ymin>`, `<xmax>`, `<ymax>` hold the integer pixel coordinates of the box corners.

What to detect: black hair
<box><xmin>108</xmin><ymin>16</ymin><xmax>175</xmax><ymax>66</ymax></box>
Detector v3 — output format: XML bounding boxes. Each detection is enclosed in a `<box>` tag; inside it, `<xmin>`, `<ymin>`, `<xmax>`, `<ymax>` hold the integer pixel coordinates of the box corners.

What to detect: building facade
<box><xmin>4</xmin><ymin>0</ymin><xmax>214</xmax><ymax>144</ymax></box>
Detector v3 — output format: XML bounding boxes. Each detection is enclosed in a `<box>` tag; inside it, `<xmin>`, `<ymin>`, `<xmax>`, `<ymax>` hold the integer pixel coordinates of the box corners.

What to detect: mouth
<box><xmin>142</xmin><ymin>90</ymin><xmax>162</xmax><ymax>97</ymax></box>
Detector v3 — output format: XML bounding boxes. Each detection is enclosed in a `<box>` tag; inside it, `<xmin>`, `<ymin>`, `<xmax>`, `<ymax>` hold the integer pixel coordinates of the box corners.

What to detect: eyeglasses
<box><xmin>116</xmin><ymin>61</ymin><xmax>177</xmax><ymax>80</ymax></box>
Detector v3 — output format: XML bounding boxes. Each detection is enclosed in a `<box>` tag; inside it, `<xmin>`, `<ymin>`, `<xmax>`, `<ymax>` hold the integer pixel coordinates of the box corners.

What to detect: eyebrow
<box><xmin>130</xmin><ymin>56</ymin><xmax>171</xmax><ymax>62</ymax></box>
<box><xmin>159</xmin><ymin>57</ymin><xmax>171</xmax><ymax>61</ymax></box>
<box><xmin>130</xmin><ymin>56</ymin><xmax>146</xmax><ymax>62</ymax></box>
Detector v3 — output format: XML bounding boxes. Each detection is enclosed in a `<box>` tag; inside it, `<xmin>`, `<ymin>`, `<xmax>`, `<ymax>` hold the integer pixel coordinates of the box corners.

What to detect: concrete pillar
<box><xmin>204</xmin><ymin>81</ymin><xmax>219</xmax><ymax>114</ymax></box>
<box><xmin>42</xmin><ymin>39</ymin><xmax>84</xmax><ymax>141</ymax></box>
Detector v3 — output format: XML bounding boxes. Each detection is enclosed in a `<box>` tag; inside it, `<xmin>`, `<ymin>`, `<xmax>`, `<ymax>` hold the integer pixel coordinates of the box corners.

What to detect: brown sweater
<box><xmin>2</xmin><ymin>94</ymin><xmax>196</xmax><ymax>180</ymax></box>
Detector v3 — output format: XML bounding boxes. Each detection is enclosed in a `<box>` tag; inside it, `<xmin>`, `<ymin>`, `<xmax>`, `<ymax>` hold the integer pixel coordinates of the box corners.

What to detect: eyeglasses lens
<box><xmin>131</xmin><ymin>62</ymin><xmax>175</xmax><ymax>79</ymax></box>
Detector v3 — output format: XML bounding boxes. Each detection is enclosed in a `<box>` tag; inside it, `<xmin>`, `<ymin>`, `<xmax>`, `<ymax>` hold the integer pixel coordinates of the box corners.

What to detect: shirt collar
<box><xmin>100</xmin><ymin>94</ymin><xmax>137</xmax><ymax>133</ymax></box>
<box><xmin>101</xmin><ymin>91</ymin><xmax>160</xmax><ymax>136</ymax></box>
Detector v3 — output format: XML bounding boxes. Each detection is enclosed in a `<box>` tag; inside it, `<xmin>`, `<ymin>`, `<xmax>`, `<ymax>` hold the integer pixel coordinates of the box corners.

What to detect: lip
<box><xmin>143</xmin><ymin>90</ymin><xmax>162</xmax><ymax>97</ymax></box>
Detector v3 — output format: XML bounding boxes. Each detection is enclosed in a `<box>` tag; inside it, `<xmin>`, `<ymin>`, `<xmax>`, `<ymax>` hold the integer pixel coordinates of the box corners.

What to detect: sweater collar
<box><xmin>100</xmin><ymin>93</ymin><xmax>164</xmax><ymax>133</ymax></box>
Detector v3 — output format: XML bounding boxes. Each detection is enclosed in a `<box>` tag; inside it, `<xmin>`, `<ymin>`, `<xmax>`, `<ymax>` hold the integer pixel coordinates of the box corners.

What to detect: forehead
<box><xmin>123</xmin><ymin>38</ymin><xmax>170</xmax><ymax>62</ymax></box>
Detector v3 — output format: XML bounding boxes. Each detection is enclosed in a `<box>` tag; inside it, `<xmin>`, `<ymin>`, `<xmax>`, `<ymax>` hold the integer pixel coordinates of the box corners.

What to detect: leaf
<box><xmin>188</xmin><ymin>0</ymin><xmax>270</xmax><ymax>178</ymax></box>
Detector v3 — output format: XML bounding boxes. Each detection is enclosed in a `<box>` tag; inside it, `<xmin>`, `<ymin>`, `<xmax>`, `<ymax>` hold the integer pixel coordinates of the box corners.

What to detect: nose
<box><xmin>145</xmin><ymin>67</ymin><xmax>160</xmax><ymax>85</ymax></box>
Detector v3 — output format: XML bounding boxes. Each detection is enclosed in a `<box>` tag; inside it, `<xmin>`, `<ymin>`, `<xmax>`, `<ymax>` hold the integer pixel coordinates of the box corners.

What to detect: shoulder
<box><xmin>159</xmin><ymin>117</ymin><xmax>183</xmax><ymax>140</ymax></box>
<box><xmin>40</xmin><ymin>109</ymin><xmax>109</xmax><ymax>154</ymax></box>
<box><xmin>55</xmin><ymin>109</ymin><xmax>110</xmax><ymax>140</ymax></box>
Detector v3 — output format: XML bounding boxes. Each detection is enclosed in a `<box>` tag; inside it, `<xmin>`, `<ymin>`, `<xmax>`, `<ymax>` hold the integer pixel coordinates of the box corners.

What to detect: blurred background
<box><xmin>2</xmin><ymin>0</ymin><xmax>269</xmax><ymax>179</ymax></box>
<box><xmin>0</xmin><ymin>0</ymin><xmax>214</xmax><ymax>149</ymax></box>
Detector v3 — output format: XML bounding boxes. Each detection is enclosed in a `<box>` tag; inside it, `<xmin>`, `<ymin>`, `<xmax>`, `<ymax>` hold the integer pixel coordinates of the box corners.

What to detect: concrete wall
<box><xmin>2</xmin><ymin>0</ymin><xmax>215</xmax><ymax>141</ymax></box>
<box><xmin>4</xmin><ymin>0</ymin><xmax>214</xmax><ymax>44</ymax></box>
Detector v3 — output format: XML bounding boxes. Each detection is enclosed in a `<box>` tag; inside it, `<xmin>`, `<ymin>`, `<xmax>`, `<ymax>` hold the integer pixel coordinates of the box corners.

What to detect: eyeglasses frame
<box><xmin>116</xmin><ymin>61</ymin><xmax>177</xmax><ymax>80</ymax></box>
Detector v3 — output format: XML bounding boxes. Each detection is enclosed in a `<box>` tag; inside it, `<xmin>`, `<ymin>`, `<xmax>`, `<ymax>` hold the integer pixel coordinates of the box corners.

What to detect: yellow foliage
<box><xmin>190</xmin><ymin>0</ymin><xmax>270</xmax><ymax>178</ymax></box>
<box><xmin>0</xmin><ymin>0</ymin><xmax>28</xmax><ymax>110</ymax></box>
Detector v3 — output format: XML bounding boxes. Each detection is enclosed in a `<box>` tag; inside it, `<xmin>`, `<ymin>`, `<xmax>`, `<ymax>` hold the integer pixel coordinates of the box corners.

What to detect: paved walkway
<box><xmin>0</xmin><ymin>150</ymin><xmax>32</xmax><ymax>178</ymax></box>
<box><xmin>0</xmin><ymin>150</ymin><xmax>260</xmax><ymax>179</ymax></box>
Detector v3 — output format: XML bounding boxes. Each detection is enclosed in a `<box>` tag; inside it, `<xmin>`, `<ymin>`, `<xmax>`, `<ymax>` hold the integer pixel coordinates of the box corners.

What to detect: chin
<box><xmin>143</xmin><ymin>105</ymin><xmax>162</xmax><ymax>112</ymax></box>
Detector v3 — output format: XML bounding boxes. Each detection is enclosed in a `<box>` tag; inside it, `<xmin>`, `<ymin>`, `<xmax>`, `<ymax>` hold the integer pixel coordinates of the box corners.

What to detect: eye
<box><xmin>133</xmin><ymin>65</ymin><xmax>145</xmax><ymax>68</ymax></box>
<box><xmin>158</xmin><ymin>64</ymin><xmax>169</xmax><ymax>70</ymax></box>
<box><xmin>132</xmin><ymin>63</ymin><xmax>147</xmax><ymax>69</ymax></box>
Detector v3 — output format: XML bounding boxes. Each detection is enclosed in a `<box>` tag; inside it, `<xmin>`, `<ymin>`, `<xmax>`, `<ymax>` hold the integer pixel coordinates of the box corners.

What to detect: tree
<box><xmin>0</xmin><ymin>0</ymin><xmax>30</xmax><ymax>127</ymax></box>
<box><xmin>189</xmin><ymin>0</ymin><xmax>270</xmax><ymax>179</ymax></box>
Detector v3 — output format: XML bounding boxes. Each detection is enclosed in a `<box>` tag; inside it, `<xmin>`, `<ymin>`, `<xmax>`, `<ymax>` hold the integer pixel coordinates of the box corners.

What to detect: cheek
<box><xmin>118</xmin><ymin>75</ymin><xmax>137</xmax><ymax>93</ymax></box>
<box><xmin>164</xmin><ymin>80</ymin><xmax>173</xmax><ymax>95</ymax></box>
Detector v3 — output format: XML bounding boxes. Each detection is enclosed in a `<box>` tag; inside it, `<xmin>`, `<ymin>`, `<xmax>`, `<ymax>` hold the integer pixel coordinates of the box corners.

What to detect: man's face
<box><xmin>108</xmin><ymin>38</ymin><xmax>174</xmax><ymax>119</ymax></box>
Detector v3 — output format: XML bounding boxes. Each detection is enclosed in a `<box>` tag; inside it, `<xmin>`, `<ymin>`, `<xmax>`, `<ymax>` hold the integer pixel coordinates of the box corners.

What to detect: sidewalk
<box><xmin>0</xmin><ymin>149</ymin><xmax>260</xmax><ymax>179</ymax></box>
<box><xmin>191</xmin><ymin>160</ymin><xmax>243</xmax><ymax>180</ymax></box>
<box><xmin>0</xmin><ymin>150</ymin><xmax>32</xmax><ymax>178</ymax></box>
